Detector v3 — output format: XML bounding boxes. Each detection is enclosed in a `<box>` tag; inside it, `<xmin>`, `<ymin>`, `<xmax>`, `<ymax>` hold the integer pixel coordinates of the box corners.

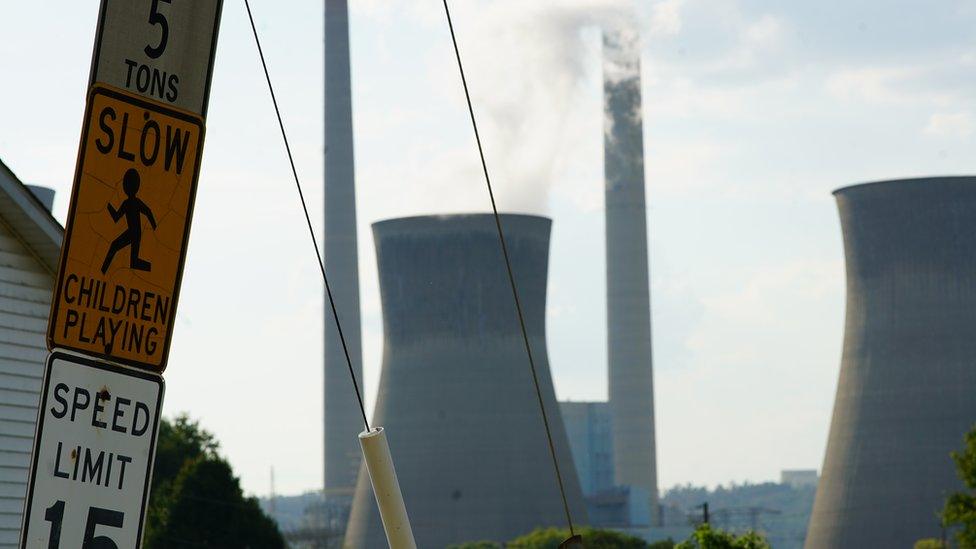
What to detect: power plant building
<box><xmin>561</xmin><ymin>401</ymin><xmax>659</xmax><ymax>529</ymax></box>
<box><xmin>780</xmin><ymin>470</ymin><xmax>818</xmax><ymax>490</ymax></box>
<box><xmin>323</xmin><ymin>0</ymin><xmax>364</xmax><ymax>499</ymax></box>
<box><xmin>344</xmin><ymin>214</ymin><xmax>587</xmax><ymax>547</ymax></box>
<box><xmin>806</xmin><ymin>177</ymin><xmax>976</xmax><ymax>548</ymax></box>
<box><xmin>603</xmin><ymin>26</ymin><xmax>659</xmax><ymax>519</ymax></box>
<box><xmin>560</xmin><ymin>401</ymin><xmax>614</xmax><ymax>497</ymax></box>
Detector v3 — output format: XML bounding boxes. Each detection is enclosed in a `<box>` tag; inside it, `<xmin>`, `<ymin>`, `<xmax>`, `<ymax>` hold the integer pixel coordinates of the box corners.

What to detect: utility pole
<box><xmin>746</xmin><ymin>506</ymin><xmax>781</xmax><ymax>531</ymax></box>
<box><xmin>694</xmin><ymin>502</ymin><xmax>709</xmax><ymax>525</ymax></box>
<box><xmin>270</xmin><ymin>466</ymin><xmax>277</xmax><ymax>517</ymax></box>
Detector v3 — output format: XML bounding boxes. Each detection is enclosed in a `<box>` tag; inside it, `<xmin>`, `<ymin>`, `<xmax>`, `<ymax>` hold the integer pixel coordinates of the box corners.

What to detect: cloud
<box><xmin>640</xmin><ymin>1</ymin><xmax>798</xmax><ymax>86</ymax></box>
<box><xmin>744</xmin><ymin>14</ymin><xmax>786</xmax><ymax>48</ymax></box>
<box><xmin>924</xmin><ymin>111</ymin><xmax>974</xmax><ymax>138</ymax></box>
<box><xmin>649</xmin><ymin>0</ymin><xmax>685</xmax><ymax>36</ymax></box>
<box><xmin>823</xmin><ymin>53</ymin><xmax>976</xmax><ymax>108</ymax></box>
<box><xmin>695</xmin><ymin>259</ymin><xmax>842</xmax><ymax>336</ymax></box>
<box><xmin>655</xmin><ymin>258</ymin><xmax>844</xmax><ymax>487</ymax></box>
<box><xmin>824</xmin><ymin>66</ymin><xmax>921</xmax><ymax>103</ymax></box>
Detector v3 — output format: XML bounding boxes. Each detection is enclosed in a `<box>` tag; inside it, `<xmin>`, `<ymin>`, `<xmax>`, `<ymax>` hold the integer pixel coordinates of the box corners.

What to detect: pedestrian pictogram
<box><xmin>47</xmin><ymin>85</ymin><xmax>204</xmax><ymax>372</ymax></box>
<box><xmin>101</xmin><ymin>168</ymin><xmax>158</xmax><ymax>274</ymax></box>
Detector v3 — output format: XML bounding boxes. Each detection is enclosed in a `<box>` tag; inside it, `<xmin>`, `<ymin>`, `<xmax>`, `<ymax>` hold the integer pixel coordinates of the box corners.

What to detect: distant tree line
<box><xmin>449</xmin><ymin>524</ymin><xmax>769</xmax><ymax>549</ymax></box>
<box><xmin>661</xmin><ymin>481</ymin><xmax>814</xmax><ymax>548</ymax></box>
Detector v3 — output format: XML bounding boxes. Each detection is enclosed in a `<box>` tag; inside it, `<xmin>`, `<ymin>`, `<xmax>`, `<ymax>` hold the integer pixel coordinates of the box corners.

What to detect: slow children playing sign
<box><xmin>47</xmin><ymin>0</ymin><xmax>223</xmax><ymax>373</ymax></box>
<box><xmin>47</xmin><ymin>85</ymin><xmax>204</xmax><ymax>372</ymax></box>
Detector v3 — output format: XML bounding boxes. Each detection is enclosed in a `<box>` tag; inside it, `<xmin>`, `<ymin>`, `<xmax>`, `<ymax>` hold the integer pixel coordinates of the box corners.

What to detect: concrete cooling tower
<box><xmin>344</xmin><ymin>214</ymin><xmax>587</xmax><ymax>547</ymax></box>
<box><xmin>806</xmin><ymin>177</ymin><xmax>976</xmax><ymax>548</ymax></box>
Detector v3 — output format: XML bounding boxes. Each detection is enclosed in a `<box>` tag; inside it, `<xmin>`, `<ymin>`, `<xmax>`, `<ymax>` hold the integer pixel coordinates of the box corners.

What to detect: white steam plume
<box><xmin>431</xmin><ymin>0</ymin><xmax>641</xmax><ymax>212</ymax></box>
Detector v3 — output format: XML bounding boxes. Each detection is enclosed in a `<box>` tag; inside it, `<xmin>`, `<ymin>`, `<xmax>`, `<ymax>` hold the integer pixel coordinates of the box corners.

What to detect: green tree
<box><xmin>143</xmin><ymin>415</ymin><xmax>284</xmax><ymax>548</ymax></box>
<box><xmin>506</xmin><ymin>527</ymin><xmax>656</xmax><ymax>548</ymax></box>
<box><xmin>675</xmin><ymin>524</ymin><xmax>771</xmax><ymax>549</ymax></box>
<box><xmin>913</xmin><ymin>539</ymin><xmax>947</xmax><ymax>549</ymax></box>
<box><xmin>943</xmin><ymin>425</ymin><xmax>976</xmax><ymax>547</ymax></box>
<box><xmin>151</xmin><ymin>414</ymin><xmax>219</xmax><ymax>490</ymax></box>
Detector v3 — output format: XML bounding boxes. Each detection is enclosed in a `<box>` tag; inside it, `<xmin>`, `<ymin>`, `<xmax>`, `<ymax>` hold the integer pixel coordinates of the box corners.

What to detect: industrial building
<box><xmin>806</xmin><ymin>177</ymin><xmax>976</xmax><ymax>548</ymax></box>
<box><xmin>0</xmin><ymin>159</ymin><xmax>62</xmax><ymax>547</ymax></box>
<box><xmin>780</xmin><ymin>470</ymin><xmax>818</xmax><ymax>490</ymax></box>
<box><xmin>560</xmin><ymin>400</ymin><xmax>659</xmax><ymax>530</ymax></box>
<box><xmin>560</xmin><ymin>401</ymin><xmax>614</xmax><ymax>497</ymax></box>
<box><xmin>344</xmin><ymin>214</ymin><xmax>587</xmax><ymax>547</ymax></box>
<box><xmin>323</xmin><ymin>0</ymin><xmax>364</xmax><ymax>503</ymax></box>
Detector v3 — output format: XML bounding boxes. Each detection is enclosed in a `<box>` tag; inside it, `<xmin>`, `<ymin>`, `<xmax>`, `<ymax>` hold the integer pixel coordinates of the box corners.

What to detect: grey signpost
<box><xmin>24</xmin><ymin>1</ymin><xmax>223</xmax><ymax>546</ymax></box>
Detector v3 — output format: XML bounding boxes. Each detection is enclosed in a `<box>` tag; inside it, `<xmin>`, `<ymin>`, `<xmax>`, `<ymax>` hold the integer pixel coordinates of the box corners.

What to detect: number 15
<box><xmin>43</xmin><ymin>500</ymin><xmax>125</xmax><ymax>549</ymax></box>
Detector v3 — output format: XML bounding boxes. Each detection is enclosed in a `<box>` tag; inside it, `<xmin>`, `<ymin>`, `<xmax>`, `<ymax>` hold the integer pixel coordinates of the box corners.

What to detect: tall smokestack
<box><xmin>603</xmin><ymin>26</ymin><xmax>658</xmax><ymax>522</ymax></box>
<box><xmin>323</xmin><ymin>0</ymin><xmax>363</xmax><ymax>498</ymax></box>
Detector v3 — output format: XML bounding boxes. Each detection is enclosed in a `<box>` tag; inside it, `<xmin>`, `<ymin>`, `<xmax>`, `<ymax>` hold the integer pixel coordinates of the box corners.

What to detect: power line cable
<box><xmin>440</xmin><ymin>0</ymin><xmax>576</xmax><ymax>537</ymax></box>
<box><xmin>243</xmin><ymin>0</ymin><xmax>369</xmax><ymax>432</ymax></box>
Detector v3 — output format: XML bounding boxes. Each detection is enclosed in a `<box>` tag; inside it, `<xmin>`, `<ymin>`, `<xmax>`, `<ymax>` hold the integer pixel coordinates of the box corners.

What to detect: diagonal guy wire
<box><xmin>243</xmin><ymin>0</ymin><xmax>369</xmax><ymax>432</ymax></box>
<box><xmin>441</xmin><ymin>0</ymin><xmax>577</xmax><ymax>537</ymax></box>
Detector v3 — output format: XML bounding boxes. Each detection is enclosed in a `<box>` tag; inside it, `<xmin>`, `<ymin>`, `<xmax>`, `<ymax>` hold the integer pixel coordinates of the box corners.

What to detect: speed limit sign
<box><xmin>20</xmin><ymin>353</ymin><xmax>163</xmax><ymax>548</ymax></box>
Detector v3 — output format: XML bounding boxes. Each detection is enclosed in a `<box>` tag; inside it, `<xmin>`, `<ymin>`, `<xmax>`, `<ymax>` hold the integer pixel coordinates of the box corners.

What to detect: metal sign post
<box><xmin>20</xmin><ymin>352</ymin><xmax>163</xmax><ymax>548</ymax></box>
<box><xmin>24</xmin><ymin>1</ymin><xmax>224</xmax><ymax>546</ymax></box>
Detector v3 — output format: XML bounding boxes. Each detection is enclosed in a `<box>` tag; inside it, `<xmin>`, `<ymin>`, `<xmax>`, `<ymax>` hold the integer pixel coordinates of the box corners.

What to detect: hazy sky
<box><xmin>3</xmin><ymin>0</ymin><xmax>976</xmax><ymax>497</ymax></box>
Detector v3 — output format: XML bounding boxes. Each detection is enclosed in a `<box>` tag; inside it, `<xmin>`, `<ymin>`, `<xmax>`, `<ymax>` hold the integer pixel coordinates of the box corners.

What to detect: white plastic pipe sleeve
<box><xmin>359</xmin><ymin>427</ymin><xmax>417</xmax><ymax>549</ymax></box>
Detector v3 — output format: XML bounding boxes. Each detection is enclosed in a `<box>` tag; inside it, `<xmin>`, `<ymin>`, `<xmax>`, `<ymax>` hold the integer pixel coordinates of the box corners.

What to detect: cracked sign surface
<box><xmin>47</xmin><ymin>85</ymin><xmax>203</xmax><ymax>372</ymax></box>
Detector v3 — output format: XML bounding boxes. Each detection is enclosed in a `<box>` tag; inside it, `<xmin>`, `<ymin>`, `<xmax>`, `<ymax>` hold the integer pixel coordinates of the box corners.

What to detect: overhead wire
<box><xmin>243</xmin><ymin>0</ymin><xmax>369</xmax><ymax>433</ymax></box>
<box><xmin>440</xmin><ymin>0</ymin><xmax>577</xmax><ymax>537</ymax></box>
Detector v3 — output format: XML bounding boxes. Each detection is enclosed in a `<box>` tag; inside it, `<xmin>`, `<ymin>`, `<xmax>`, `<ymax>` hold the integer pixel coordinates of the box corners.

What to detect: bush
<box><xmin>675</xmin><ymin>524</ymin><xmax>771</xmax><ymax>549</ymax></box>
<box><xmin>943</xmin><ymin>425</ymin><xmax>976</xmax><ymax>548</ymax></box>
<box><xmin>508</xmin><ymin>527</ymin><xmax>650</xmax><ymax>548</ymax></box>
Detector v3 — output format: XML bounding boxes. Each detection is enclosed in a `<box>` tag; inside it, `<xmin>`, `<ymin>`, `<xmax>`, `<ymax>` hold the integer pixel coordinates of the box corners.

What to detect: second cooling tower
<box><xmin>806</xmin><ymin>177</ymin><xmax>976</xmax><ymax>548</ymax></box>
<box><xmin>344</xmin><ymin>214</ymin><xmax>587</xmax><ymax>547</ymax></box>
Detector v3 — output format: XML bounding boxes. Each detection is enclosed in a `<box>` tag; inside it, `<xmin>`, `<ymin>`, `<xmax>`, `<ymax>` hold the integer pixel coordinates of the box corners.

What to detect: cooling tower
<box><xmin>344</xmin><ymin>214</ymin><xmax>587</xmax><ymax>547</ymax></box>
<box><xmin>603</xmin><ymin>27</ymin><xmax>658</xmax><ymax>520</ymax></box>
<box><xmin>806</xmin><ymin>177</ymin><xmax>976</xmax><ymax>548</ymax></box>
<box><xmin>324</xmin><ymin>0</ymin><xmax>364</xmax><ymax>497</ymax></box>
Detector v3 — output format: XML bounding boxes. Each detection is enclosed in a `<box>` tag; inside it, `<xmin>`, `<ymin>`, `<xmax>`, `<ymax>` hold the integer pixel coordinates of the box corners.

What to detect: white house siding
<box><xmin>0</xmin><ymin>221</ymin><xmax>52</xmax><ymax>547</ymax></box>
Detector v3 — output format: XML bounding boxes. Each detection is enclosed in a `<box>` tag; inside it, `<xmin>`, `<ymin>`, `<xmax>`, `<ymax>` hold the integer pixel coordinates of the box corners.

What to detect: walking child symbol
<box><xmin>100</xmin><ymin>168</ymin><xmax>157</xmax><ymax>274</ymax></box>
